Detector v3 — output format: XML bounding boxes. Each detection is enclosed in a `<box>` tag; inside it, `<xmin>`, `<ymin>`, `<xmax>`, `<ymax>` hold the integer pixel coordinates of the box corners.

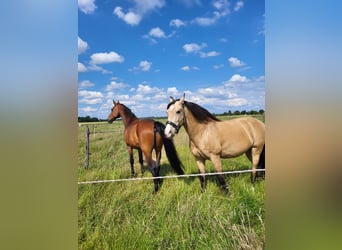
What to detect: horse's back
<box><xmin>215</xmin><ymin>117</ymin><xmax>265</xmax><ymax>152</ymax></box>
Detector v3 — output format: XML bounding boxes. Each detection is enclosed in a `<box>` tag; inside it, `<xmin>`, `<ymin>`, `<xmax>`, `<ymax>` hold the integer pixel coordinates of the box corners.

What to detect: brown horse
<box><xmin>108</xmin><ymin>100</ymin><xmax>184</xmax><ymax>192</ymax></box>
<box><xmin>164</xmin><ymin>94</ymin><xmax>265</xmax><ymax>192</ymax></box>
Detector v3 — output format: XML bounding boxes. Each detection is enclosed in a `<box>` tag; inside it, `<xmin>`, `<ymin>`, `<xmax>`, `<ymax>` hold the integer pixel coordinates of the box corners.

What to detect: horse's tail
<box><xmin>257</xmin><ymin>144</ymin><xmax>265</xmax><ymax>177</ymax></box>
<box><xmin>154</xmin><ymin>121</ymin><xmax>184</xmax><ymax>175</ymax></box>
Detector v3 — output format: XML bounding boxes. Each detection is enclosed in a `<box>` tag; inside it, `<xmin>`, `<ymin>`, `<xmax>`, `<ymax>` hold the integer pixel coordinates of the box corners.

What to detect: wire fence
<box><xmin>78</xmin><ymin>121</ymin><xmax>265</xmax><ymax>185</ymax></box>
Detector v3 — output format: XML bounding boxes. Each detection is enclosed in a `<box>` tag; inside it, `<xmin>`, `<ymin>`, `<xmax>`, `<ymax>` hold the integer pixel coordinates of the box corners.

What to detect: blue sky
<box><xmin>78</xmin><ymin>0</ymin><xmax>264</xmax><ymax>118</ymax></box>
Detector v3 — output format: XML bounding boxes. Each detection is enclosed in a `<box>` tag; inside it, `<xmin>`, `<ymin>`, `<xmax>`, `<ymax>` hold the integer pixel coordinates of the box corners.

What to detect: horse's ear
<box><xmin>113</xmin><ymin>100</ymin><xmax>116</xmax><ymax>105</ymax></box>
<box><xmin>169</xmin><ymin>96</ymin><xmax>175</xmax><ymax>103</ymax></box>
<box><xmin>180</xmin><ymin>93</ymin><xmax>185</xmax><ymax>104</ymax></box>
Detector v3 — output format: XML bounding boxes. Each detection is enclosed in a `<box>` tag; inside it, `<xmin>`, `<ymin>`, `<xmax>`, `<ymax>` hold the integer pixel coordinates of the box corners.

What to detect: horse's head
<box><xmin>165</xmin><ymin>94</ymin><xmax>186</xmax><ymax>138</ymax></box>
<box><xmin>108</xmin><ymin>100</ymin><xmax>122</xmax><ymax>123</ymax></box>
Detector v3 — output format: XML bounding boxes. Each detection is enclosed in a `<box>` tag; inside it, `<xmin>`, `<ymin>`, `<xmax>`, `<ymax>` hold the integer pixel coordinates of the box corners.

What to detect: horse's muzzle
<box><xmin>166</xmin><ymin>120</ymin><xmax>179</xmax><ymax>134</ymax></box>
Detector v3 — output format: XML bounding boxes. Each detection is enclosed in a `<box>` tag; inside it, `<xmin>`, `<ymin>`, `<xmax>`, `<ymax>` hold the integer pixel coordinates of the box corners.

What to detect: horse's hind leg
<box><xmin>250</xmin><ymin>147</ymin><xmax>262</xmax><ymax>183</ymax></box>
<box><xmin>245</xmin><ymin>148</ymin><xmax>253</xmax><ymax>182</ymax></box>
<box><xmin>155</xmin><ymin>143</ymin><xmax>162</xmax><ymax>177</ymax></box>
<box><xmin>138</xmin><ymin>149</ymin><xmax>145</xmax><ymax>176</ymax></box>
<box><xmin>143</xmin><ymin>150</ymin><xmax>159</xmax><ymax>192</ymax></box>
<box><xmin>127</xmin><ymin>146</ymin><xmax>135</xmax><ymax>177</ymax></box>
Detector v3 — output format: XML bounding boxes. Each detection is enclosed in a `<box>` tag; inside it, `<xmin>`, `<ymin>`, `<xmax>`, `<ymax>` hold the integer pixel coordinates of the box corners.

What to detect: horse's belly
<box><xmin>220</xmin><ymin>143</ymin><xmax>249</xmax><ymax>158</ymax></box>
<box><xmin>220</xmin><ymin>150</ymin><xmax>244</xmax><ymax>158</ymax></box>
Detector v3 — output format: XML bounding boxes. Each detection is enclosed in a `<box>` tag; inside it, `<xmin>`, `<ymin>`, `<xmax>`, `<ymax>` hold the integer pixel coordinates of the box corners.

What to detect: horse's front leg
<box><xmin>127</xmin><ymin>146</ymin><xmax>135</xmax><ymax>177</ymax></box>
<box><xmin>190</xmin><ymin>142</ymin><xmax>207</xmax><ymax>191</ymax></box>
<box><xmin>210</xmin><ymin>155</ymin><xmax>228</xmax><ymax>193</ymax></box>
<box><xmin>195</xmin><ymin>157</ymin><xmax>207</xmax><ymax>191</ymax></box>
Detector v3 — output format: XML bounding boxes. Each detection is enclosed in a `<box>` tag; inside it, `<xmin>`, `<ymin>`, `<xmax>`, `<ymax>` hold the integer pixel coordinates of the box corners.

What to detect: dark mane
<box><xmin>184</xmin><ymin>101</ymin><xmax>220</xmax><ymax>123</ymax></box>
<box><xmin>120</xmin><ymin>103</ymin><xmax>137</xmax><ymax>118</ymax></box>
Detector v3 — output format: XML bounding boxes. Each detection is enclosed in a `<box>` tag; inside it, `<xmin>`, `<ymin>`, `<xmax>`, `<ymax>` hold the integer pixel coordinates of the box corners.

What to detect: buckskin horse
<box><xmin>108</xmin><ymin>100</ymin><xmax>184</xmax><ymax>192</ymax></box>
<box><xmin>164</xmin><ymin>94</ymin><xmax>265</xmax><ymax>192</ymax></box>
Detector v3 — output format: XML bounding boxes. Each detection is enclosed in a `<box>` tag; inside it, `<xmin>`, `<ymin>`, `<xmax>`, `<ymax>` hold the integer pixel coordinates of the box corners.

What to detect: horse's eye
<box><xmin>176</xmin><ymin>110</ymin><xmax>181</xmax><ymax>114</ymax></box>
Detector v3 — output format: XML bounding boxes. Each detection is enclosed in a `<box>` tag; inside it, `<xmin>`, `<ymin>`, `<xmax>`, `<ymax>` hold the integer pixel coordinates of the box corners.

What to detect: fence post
<box><xmin>85</xmin><ymin>126</ymin><xmax>90</xmax><ymax>169</ymax></box>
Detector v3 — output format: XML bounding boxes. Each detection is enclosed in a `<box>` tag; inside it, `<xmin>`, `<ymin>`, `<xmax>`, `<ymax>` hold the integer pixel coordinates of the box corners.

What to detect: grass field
<box><xmin>78</xmin><ymin>115</ymin><xmax>265</xmax><ymax>249</ymax></box>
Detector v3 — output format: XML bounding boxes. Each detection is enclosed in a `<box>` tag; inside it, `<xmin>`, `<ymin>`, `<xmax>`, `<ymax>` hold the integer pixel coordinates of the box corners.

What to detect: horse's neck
<box><xmin>183</xmin><ymin>108</ymin><xmax>207</xmax><ymax>141</ymax></box>
<box><xmin>120</xmin><ymin>112</ymin><xmax>138</xmax><ymax>128</ymax></box>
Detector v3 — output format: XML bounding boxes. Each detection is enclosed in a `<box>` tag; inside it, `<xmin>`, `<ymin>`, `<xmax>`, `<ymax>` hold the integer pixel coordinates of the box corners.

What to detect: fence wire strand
<box><xmin>78</xmin><ymin>169</ymin><xmax>265</xmax><ymax>185</ymax></box>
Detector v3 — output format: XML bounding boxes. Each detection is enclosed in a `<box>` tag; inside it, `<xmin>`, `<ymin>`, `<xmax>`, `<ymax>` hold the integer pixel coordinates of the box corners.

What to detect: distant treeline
<box><xmin>78</xmin><ymin>116</ymin><xmax>107</xmax><ymax>122</ymax></box>
<box><xmin>78</xmin><ymin>109</ymin><xmax>264</xmax><ymax>123</ymax></box>
<box><xmin>215</xmin><ymin>109</ymin><xmax>265</xmax><ymax>116</ymax></box>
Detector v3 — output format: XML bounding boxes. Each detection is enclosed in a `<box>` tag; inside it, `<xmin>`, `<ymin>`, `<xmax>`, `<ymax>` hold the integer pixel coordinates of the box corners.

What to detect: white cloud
<box><xmin>183</xmin><ymin>43</ymin><xmax>219</xmax><ymax>59</ymax></box>
<box><xmin>191</xmin><ymin>0</ymin><xmax>229</xmax><ymax>26</ymax></box>
<box><xmin>149</xmin><ymin>27</ymin><xmax>166</xmax><ymax>38</ymax></box>
<box><xmin>80</xmin><ymin>98</ymin><xmax>102</xmax><ymax>105</ymax></box>
<box><xmin>139</xmin><ymin>60</ymin><xmax>152</xmax><ymax>71</ymax></box>
<box><xmin>79</xmin><ymin>80</ymin><xmax>94</xmax><ymax>88</ymax></box>
<box><xmin>86</xmin><ymin>64</ymin><xmax>112</xmax><ymax>74</ymax></box>
<box><xmin>78</xmin><ymin>0</ymin><xmax>97</xmax><ymax>14</ymax></box>
<box><xmin>105</xmin><ymin>81</ymin><xmax>128</xmax><ymax>91</ymax></box>
<box><xmin>197</xmin><ymin>87</ymin><xmax>217</xmax><ymax>95</ymax></box>
<box><xmin>219</xmin><ymin>37</ymin><xmax>228</xmax><ymax>43</ymax></box>
<box><xmin>79</xmin><ymin>89</ymin><xmax>104</xmax><ymax>104</ymax></box>
<box><xmin>228</xmin><ymin>57</ymin><xmax>246</xmax><ymax>67</ymax></box>
<box><xmin>181</xmin><ymin>0</ymin><xmax>202</xmax><ymax>7</ymax></box>
<box><xmin>183</xmin><ymin>43</ymin><xmax>207</xmax><ymax>53</ymax></box>
<box><xmin>129</xmin><ymin>60</ymin><xmax>152</xmax><ymax>72</ymax></box>
<box><xmin>255</xmin><ymin>75</ymin><xmax>265</xmax><ymax>82</ymax></box>
<box><xmin>181</xmin><ymin>66</ymin><xmax>190</xmax><ymax>71</ymax></box>
<box><xmin>78</xmin><ymin>36</ymin><xmax>89</xmax><ymax>54</ymax></box>
<box><xmin>78</xmin><ymin>90</ymin><xmax>103</xmax><ymax>98</ymax></box>
<box><xmin>213</xmin><ymin>64</ymin><xmax>224</xmax><ymax>69</ymax></box>
<box><xmin>213</xmin><ymin>0</ymin><xmax>229</xmax><ymax>10</ymax></box>
<box><xmin>81</xmin><ymin>106</ymin><xmax>97</xmax><ymax>112</ymax></box>
<box><xmin>170</xmin><ymin>19</ymin><xmax>186</xmax><ymax>28</ymax></box>
<box><xmin>143</xmin><ymin>27</ymin><xmax>176</xmax><ymax>44</ymax></box>
<box><xmin>167</xmin><ymin>87</ymin><xmax>179</xmax><ymax>96</ymax></box>
<box><xmin>144</xmin><ymin>27</ymin><xmax>174</xmax><ymax>43</ymax></box>
<box><xmin>228</xmin><ymin>74</ymin><xmax>249</xmax><ymax>83</ymax></box>
<box><xmin>180</xmin><ymin>65</ymin><xmax>199</xmax><ymax>71</ymax></box>
<box><xmin>136</xmin><ymin>84</ymin><xmax>160</xmax><ymax>94</ymax></box>
<box><xmin>90</xmin><ymin>51</ymin><xmax>124</xmax><ymax>65</ymax></box>
<box><xmin>234</xmin><ymin>0</ymin><xmax>244</xmax><ymax>12</ymax></box>
<box><xmin>258</xmin><ymin>14</ymin><xmax>265</xmax><ymax>36</ymax></box>
<box><xmin>78</xmin><ymin>62</ymin><xmax>87</xmax><ymax>72</ymax></box>
<box><xmin>227</xmin><ymin>98</ymin><xmax>248</xmax><ymax>106</ymax></box>
<box><xmin>113</xmin><ymin>7</ymin><xmax>141</xmax><ymax>26</ymax></box>
<box><xmin>114</xmin><ymin>0</ymin><xmax>165</xmax><ymax>26</ymax></box>
<box><xmin>199</xmin><ymin>51</ymin><xmax>220</xmax><ymax>58</ymax></box>
<box><xmin>134</xmin><ymin>0</ymin><xmax>165</xmax><ymax>13</ymax></box>
<box><xmin>192</xmin><ymin>17</ymin><xmax>217</xmax><ymax>26</ymax></box>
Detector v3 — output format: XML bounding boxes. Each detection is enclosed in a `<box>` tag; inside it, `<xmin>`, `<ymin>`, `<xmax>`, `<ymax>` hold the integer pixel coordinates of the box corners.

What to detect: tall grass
<box><xmin>78</xmin><ymin>116</ymin><xmax>265</xmax><ymax>249</ymax></box>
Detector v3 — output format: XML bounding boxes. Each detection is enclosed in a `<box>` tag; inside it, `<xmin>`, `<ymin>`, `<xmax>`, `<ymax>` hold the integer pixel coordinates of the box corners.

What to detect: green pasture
<box><xmin>78</xmin><ymin>115</ymin><xmax>265</xmax><ymax>249</ymax></box>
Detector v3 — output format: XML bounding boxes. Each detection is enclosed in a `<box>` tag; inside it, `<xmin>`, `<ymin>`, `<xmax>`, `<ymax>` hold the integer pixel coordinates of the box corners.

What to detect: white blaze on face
<box><xmin>165</xmin><ymin>102</ymin><xmax>176</xmax><ymax>138</ymax></box>
<box><xmin>165</xmin><ymin>95</ymin><xmax>185</xmax><ymax>138</ymax></box>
